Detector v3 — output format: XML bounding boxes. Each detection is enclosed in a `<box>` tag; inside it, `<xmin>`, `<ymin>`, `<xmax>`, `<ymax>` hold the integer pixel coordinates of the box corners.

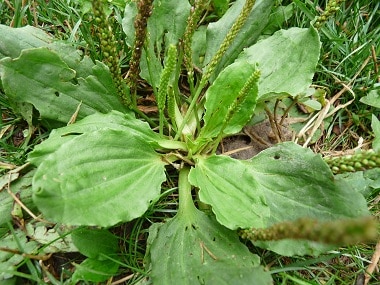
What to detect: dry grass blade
<box><xmin>6</xmin><ymin>163</ymin><xmax>54</xmax><ymax>225</ymax></box>
<box><xmin>364</xmin><ymin>240</ymin><xmax>380</xmax><ymax>285</ymax></box>
<box><xmin>298</xmin><ymin>53</ymin><xmax>372</xmax><ymax>147</ymax></box>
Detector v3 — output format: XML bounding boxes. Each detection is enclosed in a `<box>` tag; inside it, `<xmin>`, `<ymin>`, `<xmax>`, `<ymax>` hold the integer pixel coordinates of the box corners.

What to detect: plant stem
<box><xmin>178</xmin><ymin>166</ymin><xmax>197</xmax><ymax>217</ymax></box>
<box><xmin>174</xmin><ymin>83</ymin><xmax>204</xmax><ymax>141</ymax></box>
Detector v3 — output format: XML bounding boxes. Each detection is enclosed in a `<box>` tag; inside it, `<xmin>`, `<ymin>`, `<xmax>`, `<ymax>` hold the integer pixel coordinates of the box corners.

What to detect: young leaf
<box><xmin>0</xmin><ymin>48</ymin><xmax>126</xmax><ymax>126</ymax></box>
<box><xmin>247</xmin><ymin>142</ymin><xmax>370</xmax><ymax>256</ymax></box>
<box><xmin>188</xmin><ymin>155</ymin><xmax>270</xmax><ymax>230</ymax></box>
<box><xmin>72</xmin><ymin>258</ymin><xmax>119</xmax><ymax>283</ymax></box>
<box><xmin>199</xmin><ymin>60</ymin><xmax>259</xmax><ymax>139</ymax></box>
<box><xmin>71</xmin><ymin>228</ymin><xmax>119</xmax><ymax>260</ymax></box>
<box><xmin>204</xmin><ymin>0</ymin><xmax>274</xmax><ymax>80</ymax></box>
<box><xmin>32</xmin><ymin>129</ymin><xmax>167</xmax><ymax>227</ymax></box>
<box><xmin>360</xmin><ymin>90</ymin><xmax>380</xmax><ymax>108</ymax></box>
<box><xmin>149</xmin><ymin>208</ymin><xmax>272</xmax><ymax>285</ymax></box>
<box><xmin>237</xmin><ymin>26</ymin><xmax>321</xmax><ymax>101</ymax></box>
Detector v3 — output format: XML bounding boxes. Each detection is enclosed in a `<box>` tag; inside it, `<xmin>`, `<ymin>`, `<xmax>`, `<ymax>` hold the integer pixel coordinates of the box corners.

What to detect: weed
<box><xmin>0</xmin><ymin>0</ymin><xmax>379</xmax><ymax>284</ymax></box>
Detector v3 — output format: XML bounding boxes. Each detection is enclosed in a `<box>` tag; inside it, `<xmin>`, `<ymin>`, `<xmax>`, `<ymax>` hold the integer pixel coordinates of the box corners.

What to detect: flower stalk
<box><xmin>92</xmin><ymin>0</ymin><xmax>128</xmax><ymax>105</ymax></box>
<box><xmin>324</xmin><ymin>150</ymin><xmax>380</xmax><ymax>174</ymax></box>
<box><xmin>210</xmin><ymin>68</ymin><xmax>260</xmax><ymax>153</ymax></box>
<box><xmin>314</xmin><ymin>0</ymin><xmax>345</xmax><ymax>30</ymax></box>
<box><xmin>182</xmin><ymin>0</ymin><xmax>209</xmax><ymax>93</ymax></box>
<box><xmin>239</xmin><ymin>217</ymin><xmax>378</xmax><ymax>245</ymax></box>
<box><xmin>175</xmin><ymin>0</ymin><xmax>257</xmax><ymax>140</ymax></box>
<box><xmin>199</xmin><ymin>0</ymin><xmax>256</xmax><ymax>87</ymax></box>
<box><xmin>157</xmin><ymin>45</ymin><xmax>177</xmax><ymax>135</ymax></box>
<box><xmin>128</xmin><ymin>0</ymin><xmax>154</xmax><ymax>107</ymax></box>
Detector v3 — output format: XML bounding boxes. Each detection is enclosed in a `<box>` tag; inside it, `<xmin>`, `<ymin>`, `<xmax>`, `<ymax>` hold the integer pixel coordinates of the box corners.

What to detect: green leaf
<box><xmin>335</xmin><ymin>169</ymin><xmax>380</xmax><ymax>199</ymax></box>
<box><xmin>254</xmin><ymin>239</ymin><xmax>333</xmax><ymax>257</ymax></box>
<box><xmin>261</xmin><ymin>3</ymin><xmax>295</xmax><ymax>35</ymax></box>
<box><xmin>204</xmin><ymin>0</ymin><xmax>274</xmax><ymax>80</ymax></box>
<box><xmin>188</xmin><ymin>155</ymin><xmax>270</xmax><ymax>230</ymax></box>
<box><xmin>0</xmin><ymin>229</ymin><xmax>39</xmax><ymax>281</ymax></box>
<box><xmin>150</xmin><ymin>208</ymin><xmax>271</xmax><ymax>285</ymax></box>
<box><xmin>300</xmin><ymin>98</ymin><xmax>322</xmax><ymax>111</ymax></box>
<box><xmin>72</xmin><ymin>228</ymin><xmax>118</xmax><ymax>259</ymax></box>
<box><xmin>0</xmin><ymin>169</ymin><xmax>36</xmax><ymax>226</ymax></box>
<box><xmin>191</xmin><ymin>26</ymin><xmax>207</xmax><ymax>68</ymax></box>
<box><xmin>247</xmin><ymin>142</ymin><xmax>370</xmax><ymax>256</ymax></box>
<box><xmin>212</xmin><ymin>0</ymin><xmax>229</xmax><ymax>17</ymax></box>
<box><xmin>123</xmin><ymin>0</ymin><xmax>190</xmax><ymax>45</ymax></box>
<box><xmin>122</xmin><ymin>0</ymin><xmax>190</xmax><ymax>88</ymax></box>
<box><xmin>28</xmin><ymin>111</ymin><xmax>163</xmax><ymax>166</ymax></box>
<box><xmin>371</xmin><ymin>114</ymin><xmax>380</xmax><ymax>151</ymax></box>
<box><xmin>199</xmin><ymin>60</ymin><xmax>259</xmax><ymax>139</ymax></box>
<box><xmin>32</xmin><ymin>129</ymin><xmax>167</xmax><ymax>227</ymax></box>
<box><xmin>360</xmin><ymin>89</ymin><xmax>380</xmax><ymax>108</ymax></box>
<box><xmin>25</xmin><ymin>222</ymin><xmax>77</xmax><ymax>253</ymax></box>
<box><xmin>0</xmin><ymin>25</ymin><xmax>52</xmax><ymax>59</ymax></box>
<box><xmin>147</xmin><ymin>0</ymin><xmax>190</xmax><ymax>46</ymax></box>
<box><xmin>238</xmin><ymin>27</ymin><xmax>320</xmax><ymax>101</ymax></box>
<box><xmin>0</xmin><ymin>47</ymin><xmax>126</xmax><ymax>126</ymax></box>
<box><xmin>72</xmin><ymin>258</ymin><xmax>119</xmax><ymax>283</ymax></box>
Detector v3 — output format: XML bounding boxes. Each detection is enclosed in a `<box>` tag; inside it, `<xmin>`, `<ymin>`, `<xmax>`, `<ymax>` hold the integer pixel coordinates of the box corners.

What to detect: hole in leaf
<box><xmin>274</xmin><ymin>154</ymin><xmax>280</xmax><ymax>160</ymax></box>
<box><xmin>61</xmin><ymin>132</ymin><xmax>83</xmax><ymax>137</ymax></box>
<box><xmin>191</xmin><ymin>224</ymin><xmax>197</xmax><ymax>230</ymax></box>
<box><xmin>54</xmin><ymin>91</ymin><xmax>60</xmax><ymax>97</ymax></box>
<box><xmin>185</xmin><ymin>226</ymin><xmax>189</xmax><ymax>231</ymax></box>
<box><xmin>70</xmin><ymin>78</ymin><xmax>79</xmax><ymax>85</ymax></box>
<box><xmin>197</xmin><ymin>276</ymin><xmax>205</xmax><ymax>284</ymax></box>
<box><xmin>212</xmin><ymin>237</ymin><xmax>216</xmax><ymax>242</ymax></box>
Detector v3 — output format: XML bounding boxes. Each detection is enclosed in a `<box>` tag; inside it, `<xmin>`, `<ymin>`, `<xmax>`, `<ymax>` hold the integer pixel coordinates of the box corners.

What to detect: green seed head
<box><xmin>157</xmin><ymin>45</ymin><xmax>177</xmax><ymax>111</ymax></box>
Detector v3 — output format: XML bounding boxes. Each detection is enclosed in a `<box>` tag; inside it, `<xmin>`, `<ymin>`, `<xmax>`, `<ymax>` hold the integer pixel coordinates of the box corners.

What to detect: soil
<box><xmin>218</xmin><ymin>119</ymin><xmax>294</xmax><ymax>160</ymax></box>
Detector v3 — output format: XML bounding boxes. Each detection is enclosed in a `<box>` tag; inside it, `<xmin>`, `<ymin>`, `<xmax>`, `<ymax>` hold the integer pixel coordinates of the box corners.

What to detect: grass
<box><xmin>0</xmin><ymin>0</ymin><xmax>379</xmax><ymax>284</ymax></box>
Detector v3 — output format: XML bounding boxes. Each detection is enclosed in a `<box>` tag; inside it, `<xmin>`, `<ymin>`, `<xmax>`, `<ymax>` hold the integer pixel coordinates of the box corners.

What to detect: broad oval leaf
<box><xmin>237</xmin><ymin>26</ymin><xmax>320</xmax><ymax>101</ymax></box>
<box><xmin>248</xmin><ymin>142</ymin><xmax>370</xmax><ymax>256</ymax></box>
<box><xmin>0</xmin><ymin>47</ymin><xmax>126</xmax><ymax>126</ymax></box>
<box><xmin>32</xmin><ymin>129</ymin><xmax>167</xmax><ymax>227</ymax></box>
<box><xmin>188</xmin><ymin>155</ymin><xmax>270</xmax><ymax>230</ymax></box>
<box><xmin>0</xmin><ymin>24</ymin><xmax>52</xmax><ymax>59</ymax></box>
<box><xmin>199</xmin><ymin>60</ymin><xmax>259</xmax><ymax>139</ymax></box>
<box><xmin>150</xmin><ymin>208</ymin><xmax>271</xmax><ymax>285</ymax></box>
<box><xmin>28</xmin><ymin>111</ymin><xmax>163</xmax><ymax>166</ymax></box>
